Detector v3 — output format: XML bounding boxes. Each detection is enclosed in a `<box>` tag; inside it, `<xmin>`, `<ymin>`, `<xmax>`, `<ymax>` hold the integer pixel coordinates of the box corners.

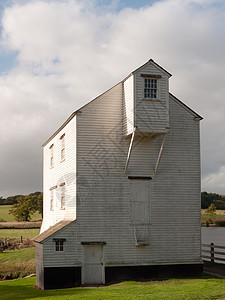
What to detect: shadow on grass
<box><xmin>0</xmin><ymin>274</ymin><xmax>222</xmax><ymax>300</ymax></box>
<box><xmin>0</xmin><ymin>278</ymin><xmax>96</xmax><ymax>300</ymax></box>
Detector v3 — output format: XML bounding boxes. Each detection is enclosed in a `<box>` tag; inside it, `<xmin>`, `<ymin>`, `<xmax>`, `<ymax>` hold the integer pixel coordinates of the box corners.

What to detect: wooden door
<box><xmin>130</xmin><ymin>180</ymin><xmax>150</xmax><ymax>224</ymax></box>
<box><xmin>82</xmin><ymin>245</ymin><xmax>104</xmax><ymax>285</ymax></box>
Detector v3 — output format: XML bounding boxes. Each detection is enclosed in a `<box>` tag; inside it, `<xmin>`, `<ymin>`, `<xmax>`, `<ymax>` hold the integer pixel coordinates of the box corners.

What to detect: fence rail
<box><xmin>0</xmin><ymin>236</ymin><xmax>33</xmax><ymax>252</ymax></box>
<box><xmin>201</xmin><ymin>243</ymin><xmax>225</xmax><ymax>263</ymax></box>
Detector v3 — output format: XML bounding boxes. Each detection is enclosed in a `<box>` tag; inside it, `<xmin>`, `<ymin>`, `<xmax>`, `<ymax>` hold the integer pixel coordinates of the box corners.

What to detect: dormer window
<box><xmin>144</xmin><ymin>78</ymin><xmax>157</xmax><ymax>99</ymax></box>
<box><xmin>141</xmin><ymin>74</ymin><xmax>161</xmax><ymax>99</ymax></box>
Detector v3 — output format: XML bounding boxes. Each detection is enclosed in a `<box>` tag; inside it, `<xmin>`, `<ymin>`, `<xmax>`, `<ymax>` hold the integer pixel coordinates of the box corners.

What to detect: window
<box><xmin>49</xmin><ymin>185</ymin><xmax>57</xmax><ymax>211</ymax></box>
<box><xmin>60</xmin><ymin>183</ymin><xmax>65</xmax><ymax>209</ymax></box>
<box><xmin>50</xmin><ymin>190</ymin><xmax>54</xmax><ymax>211</ymax></box>
<box><xmin>60</xmin><ymin>134</ymin><xmax>65</xmax><ymax>161</ymax></box>
<box><xmin>53</xmin><ymin>238</ymin><xmax>66</xmax><ymax>251</ymax></box>
<box><xmin>50</xmin><ymin>144</ymin><xmax>54</xmax><ymax>168</ymax></box>
<box><xmin>144</xmin><ymin>78</ymin><xmax>157</xmax><ymax>99</ymax></box>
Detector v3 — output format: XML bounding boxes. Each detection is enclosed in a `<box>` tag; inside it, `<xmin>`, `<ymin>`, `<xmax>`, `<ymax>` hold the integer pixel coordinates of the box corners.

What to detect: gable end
<box><xmin>169</xmin><ymin>93</ymin><xmax>203</xmax><ymax>121</ymax></box>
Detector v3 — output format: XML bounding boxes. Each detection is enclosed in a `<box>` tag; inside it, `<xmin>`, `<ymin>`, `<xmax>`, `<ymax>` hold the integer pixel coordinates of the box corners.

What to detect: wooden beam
<box><xmin>154</xmin><ymin>129</ymin><xmax>169</xmax><ymax>176</ymax></box>
<box><xmin>124</xmin><ymin>127</ymin><xmax>136</xmax><ymax>175</ymax></box>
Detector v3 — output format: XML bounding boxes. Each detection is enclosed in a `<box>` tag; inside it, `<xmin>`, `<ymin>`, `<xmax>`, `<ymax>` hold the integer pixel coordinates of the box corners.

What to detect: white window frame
<box><xmin>49</xmin><ymin>144</ymin><xmax>54</xmax><ymax>168</ymax></box>
<box><xmin>53</xmin><ymin>239</ymin><xmax>66</xmax><ymax>252</ymax></box>
<box><xmin>60</xmin><ymin>183</ymin><xmax>65</xmax><ymax>209</ymax></box>
<box><xmin>144</xmin><ymin>78</ymin><xmax>157</xmax><ymax>99</ymax></box>
<box><xmin>60</xmin><ymin>134</ymin><xmax>65</xmax><ymax>162</ymax></box>
<box><xmin>141</xmin><ymin>74</ymin><xmax>161</xmax><ymax>100</ymax></box>
<box><xmin>50</xmin><ymin>190</ymin><xmax>54</xmax><ymax>211</ymax></box>
<box><xmin>49</xmin><ymin>185</ymin><xmax>57</xmax><ymax>211</ymax></box>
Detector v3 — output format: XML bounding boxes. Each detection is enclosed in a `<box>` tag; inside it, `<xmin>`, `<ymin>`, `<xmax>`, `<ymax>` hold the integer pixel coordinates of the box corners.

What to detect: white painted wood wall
<box><xmin>41</xmin><ymin>116</ymin><xmax>77</xmax><ymax>233</ymax></box>
<box><xmin>40</xmin><ymin>60</ymin><xmax>201</xmax><ymax>269</ymax></box>
<box><xmin>134</xmin><ymin>62</ymin><xmax>170</xmax><ymax>133</ymax></box>
<box><xmin>123</xmin><ymin>74</ymin><xmax>134</xmax><ymax>135</ymax></box>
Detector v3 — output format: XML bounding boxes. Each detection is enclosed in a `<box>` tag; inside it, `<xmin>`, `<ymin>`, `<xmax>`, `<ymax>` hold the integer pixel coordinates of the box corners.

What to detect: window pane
<box><xmin>144</xmin><ymin>78</ymin><xmax>157</xmax><ymax>98</ymax></box>
<box><xmin>144</xmin><ymin>79</ymin><xmax>148</xmax><ymax>88</ymax></box>
<box><xmin>56</xmin><ymin>241</ymin><xmax>59</xmax><ymax>251</ymax></box>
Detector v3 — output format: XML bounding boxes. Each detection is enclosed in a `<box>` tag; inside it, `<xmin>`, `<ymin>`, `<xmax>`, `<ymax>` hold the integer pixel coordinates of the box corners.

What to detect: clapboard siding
<box><xmin>35</xmin><ymin>242</ymin><xmax>44</xmax><ymax>289</ymax></box>
<box><xmin>134</xmin><ymin>61</ymin><xmax>170</xmax><ymax>132</ymax></box>
<box><xmin>38</xmin><ymin>61</ymin><xmax>201</xmax><ymax>279</ymax></box>
<box><xmin>123</xmin><ymin>75</ymin><xmax>134</xmax><ymax>135</ymax></box>
<box><xmin>43</xmin><ymin>221</ymin><xmax>80</xmax><ymax>267</ymax></box>
<box><xmin>41</xmin><ymin>116</ymin><xmax>77</xmax><ymax>233</ymax></box>
<box><xmin>75</xmin><ymin>81</ymin><xmax>201</xmax><ymax>266</ymax></box>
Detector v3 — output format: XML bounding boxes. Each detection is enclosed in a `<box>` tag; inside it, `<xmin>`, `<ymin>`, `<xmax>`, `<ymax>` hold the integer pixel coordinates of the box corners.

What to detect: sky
<box><xmin>0</xmin><ymin>0</ymin><xmax>225</xmax><ymax>197</ymax></box>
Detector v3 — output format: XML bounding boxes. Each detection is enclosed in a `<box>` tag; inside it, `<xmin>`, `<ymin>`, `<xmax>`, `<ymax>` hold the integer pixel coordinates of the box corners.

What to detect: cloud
<box><xmin>202</xmin><ymin>166</ymin><xmax>225</xmax><ymax>194</ymax></box>
<box><xmin>0</xmin><ymin>0</ymin><xmax>225</xmax><ymax>196</ymax></box>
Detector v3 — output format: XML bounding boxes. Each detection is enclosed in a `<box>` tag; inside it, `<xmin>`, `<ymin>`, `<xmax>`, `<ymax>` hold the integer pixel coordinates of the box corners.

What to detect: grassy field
<box><xmin>0</xmin><ymin>205</ymin><xmax>42</xmax><ymax>222</ymax></box>
<box><xmin>0</xmin><ymin>229</ymin><xmax>39</xmax><ymax>280</ymax></box>
<box><xmin>0</xmin><ymin>248</ymin><xmax>35</xmax><ymax>280</ymax></box>
<box><xmin>201</xmin><ymin>209</ymin><xmax>225</xmax><ymax>226</ymax></box>
<box><xmin>0</xmin><ymin>228</ymin><xmax>39</xmax><ymax>238</ymax></box>
<box><xmin>0</xmin><ymin>276</ymin><xmax>225</xmax><ymax>300</ymax></box>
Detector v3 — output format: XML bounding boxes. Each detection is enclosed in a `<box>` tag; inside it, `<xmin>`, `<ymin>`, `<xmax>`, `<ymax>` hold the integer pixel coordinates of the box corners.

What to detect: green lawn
<box><xmin>0</xmin><ymin>247</ymin><xmax>35</xmax><ymax>263</ymax></box>
<box><xmin>0</xmin><ymin>228</ymin><xmax>39</xmax><ymax>238</ymax></box>
<box><xmin>0</xmin><ymin>205</ymin><xmax>42</xmax><ymax>222</ymax></box>
<box><xmin>0</xmin><ymin>248</ymin><xmax>35</xmax><ymax>280</ymax></box>
<box><xmin>0</xmin><ymin>276</ymin><xmax>225</xmax><ymax>300</ymax></box>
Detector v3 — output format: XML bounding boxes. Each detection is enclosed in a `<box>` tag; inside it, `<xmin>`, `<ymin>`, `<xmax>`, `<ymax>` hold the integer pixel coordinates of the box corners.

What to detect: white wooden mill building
<box><xmin>34</xmin><ymin>59</ymin><xmax>203</xmax><ymax>289</ymax></box>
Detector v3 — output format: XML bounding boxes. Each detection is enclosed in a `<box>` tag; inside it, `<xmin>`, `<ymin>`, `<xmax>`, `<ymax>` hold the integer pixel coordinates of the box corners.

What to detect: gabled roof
<box><xmin>170</xmin><ymin>93</ymin><xmax>203</xmax><ymax>120</ymax></box>
<box><xmin>132</xmin><ymin>59</ymin><xmax>172</xmax><ymax>77</ymax></box>
<box><xmin>33</xmin><ymin>220</ymin><xmax>74</xmax><ymax>243</ymax></box>
<box><xmin>42</xmin><ymin>59</ymin><xmax>200</xmax><ymax>146</ymax></box>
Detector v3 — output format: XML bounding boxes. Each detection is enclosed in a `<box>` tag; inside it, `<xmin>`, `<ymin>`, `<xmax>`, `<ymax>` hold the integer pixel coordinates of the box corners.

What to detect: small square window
<box><xmin>54</xmin><ymin>239</ymin><xmax>66</xmax><ymax>251</ymax></box>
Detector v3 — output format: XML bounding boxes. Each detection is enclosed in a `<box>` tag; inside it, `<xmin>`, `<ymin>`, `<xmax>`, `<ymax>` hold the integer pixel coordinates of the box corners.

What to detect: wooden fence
<box><xmin>201</xmin><ymin>243</ymin><xmax>225</xmax><ymax>263</ymax></box>
<box><xmin>0</xmin><ymin>236</ymin><xmax>33</xmax><ymax>252</ymax></box>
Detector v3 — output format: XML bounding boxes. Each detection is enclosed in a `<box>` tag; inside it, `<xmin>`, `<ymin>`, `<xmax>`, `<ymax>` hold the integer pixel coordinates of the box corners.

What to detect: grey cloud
<box><xmin>0</xmin><ymin>0</ymin><xmax>225</xmax><ymax>196</ymax></box>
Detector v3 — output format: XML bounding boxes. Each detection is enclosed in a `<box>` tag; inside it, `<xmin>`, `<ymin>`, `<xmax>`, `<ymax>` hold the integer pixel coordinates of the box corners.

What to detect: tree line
<box><xmin>201</xmin><ymin>191</ymin><xmax>225</xmax><ymax>210</ymax></box>
<box><xmin>0</xmin><ymin>192</ymin><xmax>43</xmax><ymax>222</ymax></box>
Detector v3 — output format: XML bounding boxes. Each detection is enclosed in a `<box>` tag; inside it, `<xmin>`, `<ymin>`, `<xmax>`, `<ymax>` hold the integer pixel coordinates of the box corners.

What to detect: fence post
<box><xmin>210</xmin><ymin>243</ymin><xmax>214</xmax><ymax>262</ymax></box>
<box><xmin>20</xmin><ymin>236</ymin><xmax>23</xmax><ymax>244</ymax></box>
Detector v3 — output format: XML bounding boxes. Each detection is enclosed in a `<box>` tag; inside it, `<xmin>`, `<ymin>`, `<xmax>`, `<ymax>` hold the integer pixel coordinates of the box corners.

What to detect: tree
<box><xmin>205</xmin><ymin>203</ymin><xmax>216</xmax><ymax>216</ymax></box>
<box><xmin>9</xmin><ymin>192</ymin><xmax>43</xmax><ymax>221</ymax></box>
<box><xmin>201</xmin><ymin>191</ymin><xmax>225</xmax><ymax>209</ymax></box>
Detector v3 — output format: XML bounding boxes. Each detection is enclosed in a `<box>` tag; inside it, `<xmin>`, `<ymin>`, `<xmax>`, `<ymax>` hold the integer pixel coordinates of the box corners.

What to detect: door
<box><xmin>82</xmin><ymin>245</ymin><xmax>104</xmax><ymax>285</ymax></box>
<box><xmin>130</xmin><ymin>180</ymin><xmax>150</xmax><ymax>224</ymax></box>
<box><xmin>130</xmin><ymin>180</ymin><xmax>150</xmax><ymax>245</ymax></box>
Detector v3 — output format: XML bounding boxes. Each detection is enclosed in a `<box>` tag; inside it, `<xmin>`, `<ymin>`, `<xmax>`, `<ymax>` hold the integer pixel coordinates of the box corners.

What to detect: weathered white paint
<box><xmin>40</xmin><ymin>115</ymin><xmax>77</xmax><ymax>233</ymax></box>
<box><xmin>123</xmin><ymin>74</ymin><xmax>134</xmax><ymax>135</ymax></box>
<box><xmin>38</xmin><ymin>60</ymin><xmax>202</xmax><ymax>283</ymax></box>
<box><xmin>82</xmin><ymin>245</ymin><xmax>104</xmax><ymax>284</ymax></box>
<box><xmin>130</xmin><ymin>180</ymin><xmax>150</xmax><ymax>225</ymax></box>
<box><xmin>134</xmin><ymin>60</ymin><xmax>170</xmax><ymax>133</ymax></box>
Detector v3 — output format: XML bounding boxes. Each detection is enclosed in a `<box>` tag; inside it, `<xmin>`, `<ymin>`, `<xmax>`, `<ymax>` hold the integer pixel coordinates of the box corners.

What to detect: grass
<box><xmin>0</xmin><ymin>228</ymin><xmax>39</xmax><ymax>239</ymax></box>
<box><xmin>0</xmin><ymin>229</ymin><xmax>38</xmax><ymax>280</ymax></box>
<box><xmin>0</xmin><ymin>247</ymin><xmax>35</xmax><ymax>263</ymax></box>
<box><xmin>201</xmin><ymin>209</ymin><xmax>225</xmax><ymax>226</ymax></box>
<box><xmin>0</xmin><ymin>276</ymin><xmax>225</xmax><ymax>300</ymax></box>
<box><xmin>0</xmin><ymin>248</ymin><xmax>35</xmax><ymax>280</ymax></box>
<box><xmin>0</xmin><ymin>205</ymin><xmax>42</xmax><ymax>222</ymax></box>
